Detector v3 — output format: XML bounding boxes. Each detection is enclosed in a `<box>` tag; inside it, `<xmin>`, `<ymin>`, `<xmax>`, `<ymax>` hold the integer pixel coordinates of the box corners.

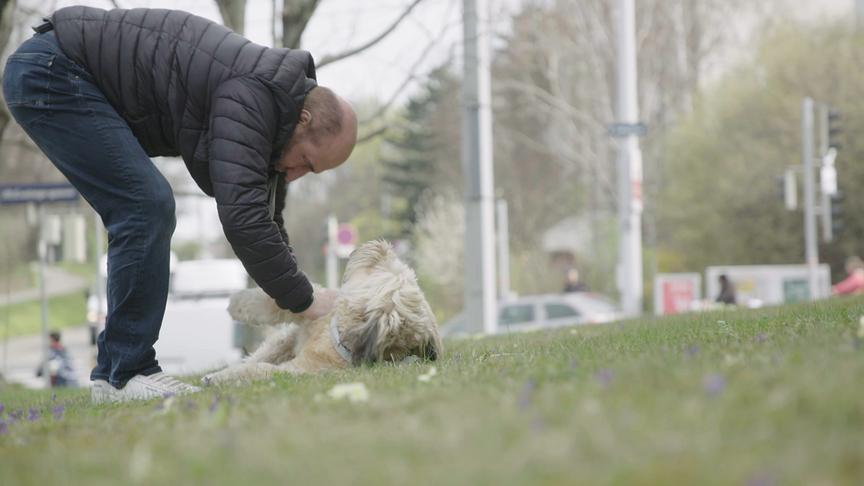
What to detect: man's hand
<box><xmin>296</xmin><ymin>288</ymin><xmax>339</xmax><ymax>320</ymax></box>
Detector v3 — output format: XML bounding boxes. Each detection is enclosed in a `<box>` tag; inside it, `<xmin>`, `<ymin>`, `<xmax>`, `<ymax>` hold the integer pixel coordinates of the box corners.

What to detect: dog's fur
<box><xmin>201</xmin><ymin>240</ymin><xmax>442</xmax><ymax>385</ymax></box>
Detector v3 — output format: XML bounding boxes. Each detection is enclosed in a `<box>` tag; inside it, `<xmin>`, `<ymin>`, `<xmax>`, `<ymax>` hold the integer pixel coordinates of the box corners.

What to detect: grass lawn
<box><xmin>0</xmin><ymin>292</ymin><xmax>87</xmax><ymax>339</ymax></box>
<box><xmin>1</xmin><ymin>297</ymin><xmax>862</xmax><ymax>485</ymax></box>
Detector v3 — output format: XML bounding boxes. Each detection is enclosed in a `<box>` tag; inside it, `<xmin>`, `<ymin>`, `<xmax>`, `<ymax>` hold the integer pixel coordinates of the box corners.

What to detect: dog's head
<box><xmin>337</xmin><ymin>240</ymin><xmax>442</xmax><ymax>366</ymax></box>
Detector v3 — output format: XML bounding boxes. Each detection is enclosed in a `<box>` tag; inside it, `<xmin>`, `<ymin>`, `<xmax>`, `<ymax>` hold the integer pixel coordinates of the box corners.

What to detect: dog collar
<box><xmin>329</xmin><ymin>315</ymin><xmax>352</xmax><ymax>363</ymax></box>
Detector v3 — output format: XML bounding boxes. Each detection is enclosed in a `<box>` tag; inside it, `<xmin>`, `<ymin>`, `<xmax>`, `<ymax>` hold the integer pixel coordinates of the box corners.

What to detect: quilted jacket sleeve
<box><xmin>208</xmin><ymin>77</ymin><xmax>313</xmax><ymax>313</ymax></box>
<box><xmin>273</xmin><ymin>175</ymin><xmax>290</xmax><ymax>245</ymax></box>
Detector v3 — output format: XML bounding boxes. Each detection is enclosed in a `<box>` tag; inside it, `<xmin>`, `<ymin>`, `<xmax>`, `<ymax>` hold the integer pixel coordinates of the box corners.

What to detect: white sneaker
<box><xmin>91</xmin><ymin>373</ymin><xmax>201</xmax><ymax>404</ymax></box>
<box><xmin>91</xmin><ymin>379</ymin><xmax>116</xmax><ymax>404</ymax></box>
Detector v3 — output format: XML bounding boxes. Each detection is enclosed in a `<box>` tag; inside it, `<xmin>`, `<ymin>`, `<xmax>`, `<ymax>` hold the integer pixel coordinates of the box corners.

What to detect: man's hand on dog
<box><xmin>297</xmin><ymin>288</ymin><xmax>338</xmax><ymax>320</ymax></box>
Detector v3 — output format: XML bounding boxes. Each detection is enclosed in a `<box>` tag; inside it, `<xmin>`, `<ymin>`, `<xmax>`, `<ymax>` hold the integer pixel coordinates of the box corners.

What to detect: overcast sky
<box><xmin>45</xmin><ymin>0</ymin><xmax>858</xmax><ymax>105</ymax></box>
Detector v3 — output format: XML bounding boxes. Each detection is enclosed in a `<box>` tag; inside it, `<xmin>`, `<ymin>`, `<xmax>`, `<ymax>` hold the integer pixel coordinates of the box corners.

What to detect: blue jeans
<box><xmin>3</xmin><ymin>32</ymin><xmax>175</xmax><ymax>388</ymax></box>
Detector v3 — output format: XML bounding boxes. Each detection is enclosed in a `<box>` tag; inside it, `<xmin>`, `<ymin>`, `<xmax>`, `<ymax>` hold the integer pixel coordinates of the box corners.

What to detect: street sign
<box><xmin>0</xmin><ymin>183</ymin><xmax>79</xmax><ymax>205</ymax></box>
<box><xmin>654</xmin><ymin>273</ymin><xmax>701</xmax><ymax>316</ymax></box>
<box><xmin>608</xmin><ymin>122</ymin><xmax>647</xmax><ymax>138</ymax></box>
<box><xmin>335</xmin><ymin>223</ymin><xmax>357</xmax><ymax>258</ymax></box>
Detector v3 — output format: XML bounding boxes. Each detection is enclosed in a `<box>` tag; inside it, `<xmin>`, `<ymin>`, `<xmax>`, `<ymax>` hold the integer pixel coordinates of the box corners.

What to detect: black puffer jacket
<box><xmin>51</xmin><ymin>6</ymin><xmax>315</xmax><ymax>312</ymax></box>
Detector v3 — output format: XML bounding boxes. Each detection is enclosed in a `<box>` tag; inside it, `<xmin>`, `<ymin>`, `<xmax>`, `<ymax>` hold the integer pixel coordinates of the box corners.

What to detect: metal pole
<box><xmin>326</xmin><ymin>215</ymin><xmax>338</xmax><ymax>289</ymax></box>
<box><xmin>615</xmin><ymin>0</ymin><xmax>644</xmax><ymax>316</ymax></box>
<box><xmin>37</xmin><ymin>203</ymin><xmax>51</xmax><ymax>389</ymax></box>
<box><xmin>858</xmin><ymin>0</ymin><xmax>864</xmax><ymax>31</ymax></box>
<box><xmin>462</xmin><ymin>0</ymin><xmax>497</xmax><ymax>334</ymax></box>
<box><xmin>496</xmin><ymin>199</ymin><xmax>510</xmax><ymax>300</ymax></box>
<box><xmin>802</xmin><ymin>98</ymin><xmax>819</xmax><ymax>299</ymax></box>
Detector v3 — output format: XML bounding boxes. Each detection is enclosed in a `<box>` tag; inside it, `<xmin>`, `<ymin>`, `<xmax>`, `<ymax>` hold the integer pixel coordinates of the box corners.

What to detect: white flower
<box><xmin>417</xmin><ymin>366</ymin><xmax>438</xmax><ymax>383</ymax></box>
<box><xmin>326</xmin><ymin>382</ymin><xmax>369</xmax><ymax>403</ymax></box>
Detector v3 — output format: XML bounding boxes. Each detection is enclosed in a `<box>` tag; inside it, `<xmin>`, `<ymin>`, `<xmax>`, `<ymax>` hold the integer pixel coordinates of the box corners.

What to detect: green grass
<box><xmin>0</xmin><ymin>292</ymin><xmax>87</xmax><ymax>339</ymax></box>
<box><xmin>1</xmin><ymin>298</ymin><xmax>863</xmax><ymax>485</ymax></box>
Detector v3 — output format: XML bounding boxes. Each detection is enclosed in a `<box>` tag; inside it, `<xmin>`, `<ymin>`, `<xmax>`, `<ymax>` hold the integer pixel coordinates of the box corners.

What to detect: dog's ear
<box><xmin>342</xmin><ymin>240</ymin><xmax>395</xmax><ymax>284</ymax></box>
<box><xmin>348</xmin><ymin>314</ymin><xmax>382</xmax><ymax>366</ymax></box>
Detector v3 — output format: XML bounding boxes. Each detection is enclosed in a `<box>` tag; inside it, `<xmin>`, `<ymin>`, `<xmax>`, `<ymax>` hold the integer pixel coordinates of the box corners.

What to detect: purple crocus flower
<box><xmin>703</xmin><ymin>374</ymin><xmax>726</xmax><ymax>397</ymax></box>
<box><xmin>28</xmin><ymin>408</ymin><xmax>39</xmax><ymax>422</ymax></box>
<box><xmin>755</xmin><ymin>333</ymin><xmax>767</xmax><ymax>344</ymax></box>
<box><xmin>9</xmin><ymin>410</ymin><xmax>22</xmax><ymax>423</ymax></box>
<box><xmin>52</xmin><ymin>405</ymin><xmax>65</xmax><ymax>420</ymax></box>
<box><xmin>595</xmin><ymin>369</ymin><xmax>614</xmax><ymax>387</ymax></box>
<box><xmin>208</xmin><ymin>397</ymin><xmax>220</xmax><ymax>414</ymax></box>
<box><xmin>0</xmin><ymin>420</ymin><xmax>7</xmax><ymax>435</ymax></box>
<box><xmin>0</xmin><ymin>403</ymin><xmax>5</xmax><ymax>416</ymax></box>
<box><xmin>685</xmin><ymin>344</ymin><xmax>700</xmax><ymax>358</ymax></box>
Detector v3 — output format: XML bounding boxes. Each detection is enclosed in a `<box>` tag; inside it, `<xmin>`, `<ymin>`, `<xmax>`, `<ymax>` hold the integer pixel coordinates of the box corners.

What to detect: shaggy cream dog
<box><xmin>201</xmin><ymin>240</ymin><xmax>442</xmax><ymax>385</ymax></box>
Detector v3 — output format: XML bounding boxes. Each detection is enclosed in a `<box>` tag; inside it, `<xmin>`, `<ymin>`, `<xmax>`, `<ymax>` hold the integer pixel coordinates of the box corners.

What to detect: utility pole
<box><xmin>801</xmin><ymin>97</ymin><xmax>819</xmax><ymax>299</ymax></box>
<box><xmin>326</xmin><ymin>215</ymin><xmax>338</xmax><ymax>289</ymax></box>
<box><xmin>496</xmin><ymin>199</ymin><xmax>510</xmax><ymax>300</ymax></box>
<box><xmin>615</xmin><ymin>0</ymin><xmax>644</xmax><ymax>316</ymax></box>
<box><xmin>462</xmin><ymin>0</ymin><xmax>497</xmax><ymax>334</ymax></box>
<box><xmin>858</xmin><ymin>0</ymin><xmax>864</xmax><ymax>30</ymax></box>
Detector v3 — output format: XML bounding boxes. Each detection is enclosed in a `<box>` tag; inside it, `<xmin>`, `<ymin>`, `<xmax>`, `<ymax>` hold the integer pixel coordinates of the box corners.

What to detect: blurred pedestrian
<box><xmin>36</xmin><ymin>331</ymin><xmax>79</xmax><ymax>388</ymax></box>
<box><xmin>832</xmin><ymin>256</ymin><xmax>864</xmax><ymax>296</ymax></box>
<box><xmin>563</xmin><ymin>268</ymin><xmax>588</xmax><ymax>293</ymax></box>
<box><xmin>4</xmin><ymin>6</ymin><xmax>356</xmax><ymax>403</ymax></box>
<box><xmin>715</xmin><ymin>274</ymin><xmax>736</xmax><ymax>305</ymax></box>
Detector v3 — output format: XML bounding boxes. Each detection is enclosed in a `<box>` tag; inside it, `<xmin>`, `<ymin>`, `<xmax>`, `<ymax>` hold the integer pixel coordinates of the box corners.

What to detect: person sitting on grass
<box><xmin>35</xmin><ymin>331</ymin><xmax>79</xmax><ymax>388</ymax></box>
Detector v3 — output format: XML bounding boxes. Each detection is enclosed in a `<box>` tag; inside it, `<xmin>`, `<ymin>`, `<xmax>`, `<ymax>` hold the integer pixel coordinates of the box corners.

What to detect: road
<box><xmin>0</xmin><ymin>296</ymin><xmax>247</xmax><ymax>389</ymax></box>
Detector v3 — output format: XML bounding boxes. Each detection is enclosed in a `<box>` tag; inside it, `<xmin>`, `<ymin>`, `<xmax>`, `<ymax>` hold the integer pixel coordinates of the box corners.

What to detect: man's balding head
<box><xmin>276</xmin><ymin>86</ymin><xmax>357</xmax><ymax>183</ymax></box>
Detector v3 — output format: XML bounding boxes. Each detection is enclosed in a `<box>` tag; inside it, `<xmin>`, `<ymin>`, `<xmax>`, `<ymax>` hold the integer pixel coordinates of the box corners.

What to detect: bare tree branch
<box><xmin>356</xmin><ymin>126</ymin><xmax>388</xmax><ymax>145</ymax></box>
<box><xmin>108</xmin><ymin>0</ymin><xmax>122</xmax><ymax>8</ymax></box>
<box><xmin>282</xmin><ymin>0</ymin><xmax>321</xmax><ymax>49</ymax></box>
<box><xmin>214</xmin><ymin>0</ymin><xmax>245</xmax><ymax>34</ymax></box>
<box><xmin>358</xmin><ymin>22</ymin><xmax>453</xmax><ymax>125</ymax></box>
<box><xmin>354</xmin><ymin>10</ymin><xmax>460</xmax><ymax>144</ymax></box>
<box><xmin>317</xmin><ymin>0</ymin><xmax>427</xmax><ymax>68</ymax></box>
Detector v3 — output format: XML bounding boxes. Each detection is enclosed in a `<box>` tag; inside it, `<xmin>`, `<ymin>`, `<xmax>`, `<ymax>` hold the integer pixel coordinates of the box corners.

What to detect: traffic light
<box><xmin>828</xmin><ymin>109</ymin><xmax>842</xmax><ymax>150</ymax></box>
<box><xmin>830</xmin><ymin>192</ymin><xmax>844</xmax><ymax>236</ymax></box>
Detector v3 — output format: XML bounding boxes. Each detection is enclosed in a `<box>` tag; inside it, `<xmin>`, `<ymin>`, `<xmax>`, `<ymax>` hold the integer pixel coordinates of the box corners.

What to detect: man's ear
<box><xmin>298</xmin><ymin>109</ymin><xmax>312</xmax><ymax>126</ymax></box>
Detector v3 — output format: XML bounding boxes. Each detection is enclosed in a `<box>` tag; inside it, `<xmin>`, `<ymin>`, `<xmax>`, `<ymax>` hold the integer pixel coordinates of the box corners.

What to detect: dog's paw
<box><xmin>201</xmin><ymin>369</ymin><xmax>233</xmax><ymax>386</ymax></box>
<box><xmin>200</xmin><ymin>373</ymin><xmax>216</xmax><ymax>386</ymax></box>
<box><xmin>228</xmin><ymin>288</ymin><xmax>283</xmax><ymax>325</ymax></box>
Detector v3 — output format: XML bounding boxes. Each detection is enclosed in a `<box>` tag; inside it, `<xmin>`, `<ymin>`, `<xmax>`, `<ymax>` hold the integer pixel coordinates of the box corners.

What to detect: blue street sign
<box><xmin>0</xmin><ymin>183</ymin><xmax>79</xmax><ymax>205</ymax></box>
<box><xmin>608</xmin><ymin>122</ymin><xmax>648</xmax><ymax>138</ymax></box>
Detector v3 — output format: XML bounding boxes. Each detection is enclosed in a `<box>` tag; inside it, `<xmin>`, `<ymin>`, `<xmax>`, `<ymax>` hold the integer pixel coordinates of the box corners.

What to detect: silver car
<box><xmin>441</xmin><ymin>293</ymin><xmax>621</xmax><ymax>338</ymax></box>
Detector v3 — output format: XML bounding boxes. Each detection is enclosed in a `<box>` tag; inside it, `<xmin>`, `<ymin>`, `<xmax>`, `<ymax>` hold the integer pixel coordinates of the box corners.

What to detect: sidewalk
<box><xmin>1</xmin><ymin>265</ymin><xmax>90</xmax><ymax>306</ymax></box>
<box><xmin>0</xmin><ymin>324</ymin><xmax>95</xmax><ymax>389</ymax></box>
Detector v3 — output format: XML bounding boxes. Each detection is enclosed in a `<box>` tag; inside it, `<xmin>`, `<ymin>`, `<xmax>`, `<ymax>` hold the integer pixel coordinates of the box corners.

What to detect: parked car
<box><xmin>155</xmin><ymin>259</ymin><xmax>250</xmax><ymax>375</ymax></box>
<box><xmin>441</xmin><ymin>293</ymin><xmax>621</xmax><ymax>338</ymax></box>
